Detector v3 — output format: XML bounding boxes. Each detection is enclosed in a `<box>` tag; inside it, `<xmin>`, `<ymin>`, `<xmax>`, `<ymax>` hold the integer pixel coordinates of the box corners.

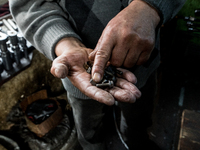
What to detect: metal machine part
<box><xmin>2</xmin><ymin>19</ymin><xmax>15</xmax><ymax>32</ymax></box>
<box><xmin>0</xmin><ymin>33</ymin><xmax>8</xmax><ymax>52</ymax></box>
<box><xmin>0</xmin><ymin>27</ymin><xmax>7</xmax><ymax>34</ymax></box>
<box><xmin>0</xmin><ymin>33</ymin><xmax>13</xmax><ymax>70</ymax></box>
<box><xmin>17</xmin><ymin>33</ymin><xmax>29</xmax><ymax>59</ymax></box>
<box><xmin>7</xmin><ymin>30</ymin><xmax>21</xmax><ymax>65</ymax></box>
<box><xmin>0</xmin><ymin>21</ymin><xmax>3</xmax><ymax>26</ymax></box>
<box><xmin>7</xmin><ymin>19</ymin><xmax>18</xmax><ymax>31</ymax></box>
<box><xmin>0</xmin><ymin>18</ymin><xmax>34</xmax><ymax>86</ymax></box>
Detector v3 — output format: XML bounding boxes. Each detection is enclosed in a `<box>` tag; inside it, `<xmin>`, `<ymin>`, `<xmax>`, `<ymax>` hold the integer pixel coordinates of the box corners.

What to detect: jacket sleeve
<box><xmin>129</xmin><ymin>0</ymin><xmax>186</xmax><ymax>25</ymax></box>
<box><xmin>9</xmin><ymin>0</ymin><xmax>82</xmax><ymax>60</ymax></box>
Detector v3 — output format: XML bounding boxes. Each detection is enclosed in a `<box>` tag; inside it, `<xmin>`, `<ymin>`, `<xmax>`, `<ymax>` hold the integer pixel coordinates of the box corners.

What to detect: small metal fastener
<box><xmin>90</xmin><ymin>79</ymin><xmax>96</xmax><ymax>86</ymax></box>
<box><xmin>83</xmin><ymin>61</ymin><xmax>93</xmax><ymax>74</ymax></box>
<box><xmin>86</xmin><ymin>66</ymin><xmax>92</xmax><ymax>74</ymax></box>
<box><xmin>96</xmin><ymin>80</ymin><xmax>114</xmax><ymax>88</ymax></box>
<box><xmin>116</xmin><ymin>69</ymin><xmax>123</xmax><ymax>75</ymax></box>
<box><xmin>102</xmin><ymin>79</ymin><xmax>108</xmax><ymax>84</ymax></box>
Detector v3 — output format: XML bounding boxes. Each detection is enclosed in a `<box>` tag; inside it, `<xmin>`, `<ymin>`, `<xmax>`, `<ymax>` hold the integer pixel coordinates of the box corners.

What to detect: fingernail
<box><xmin>55</xmin><ymin>68</ymin><xmax>66</xmax><ymax>78</ymax></box>
<box><xmin>93</xmin><ymin>73</ymin><xmax>101</xmax><ymax>82</ymax></box>
<box><xmin>134</xmin><ymin>78</ymin><xmax>137</xmax><ymax>84</ymax></box>
<box><xmin>107</xmin><ymin>99</ymin><xmax>115</xmax><ymax>106</ymax></box>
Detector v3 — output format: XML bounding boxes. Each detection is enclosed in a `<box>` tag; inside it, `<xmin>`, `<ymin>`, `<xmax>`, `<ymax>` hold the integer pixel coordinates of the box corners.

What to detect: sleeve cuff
<box><xmin>35</xmin><ymin>19</ymin><xmax>82</xmax><ymax>61</ymax></box>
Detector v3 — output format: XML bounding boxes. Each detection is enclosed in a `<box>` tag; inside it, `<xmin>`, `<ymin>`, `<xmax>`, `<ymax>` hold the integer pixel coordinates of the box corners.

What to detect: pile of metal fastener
<box><xmin>84</xmin><ymin>61</ymin><xmax>123</xmax><ymax>88</ymax></box>
<box><xmin>0</xmin><ymin>18</ymin><xmax>33</xmax><ymax>85</ymax></box>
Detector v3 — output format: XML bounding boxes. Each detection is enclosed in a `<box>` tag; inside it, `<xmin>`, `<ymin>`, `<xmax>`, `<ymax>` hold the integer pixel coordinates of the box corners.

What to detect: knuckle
<box><xmin>134</xmin><ymin>33</ymin><xmax>143</xmax><ymax>44</ymax></box>
<box><xmin>110</xmin><ymin>59</ymin><xmax>122</xmax><ymax>67</ymax></box>
<box><xmin>120</xmin><ymin>29</ymin><xmax>133</xmax><ymax>42</ymax></box>
<box><xmin>50</xmin><ymin>68</ymin><xmax>55</xmax><ymax>76</ymax></box>
<box><xmin>92</xmin><ymin>63</ymin><xmax>105</xmax><ymax>75</ymax></box>
<box><xmin>121</xmin><ymin>92</ymin><xmax>132</xmax><ymax>103</ymax></box>
<box><xmin>131</xmin><ymin>32</ymin><xmax>154</xmax><ymax>46</ymax></box>
<box><xmin>106</xmin><ymin>23</ymin><xmax>116</xmax><ymax>33</ymax></box>
<box><xmin>96</xmin><ymin>50</ymin><xmax>110</xmax><ymax>60</ymax></box>
<box><xmin>124</xmin><ymin>61</ymin><xmax>135</xmax><ymax>68</ymax></box>
<box><xmin>124</xmin><ymin>92</ymin><xmax>137</xmax><ymax>103</ymax></box>
<box><xmin>118</xmin><ymin>90</ymin><xmax>131</xmax><ymax>102</ymax></box>
<box><xmin>146</xmin><ymin>37</ymin><xmax>155</xmax><ymax>45</ymax></box>
<box><xmin>139</xmin><ymin>36</ymin><xmax>155</xmax><ymax>47</ymax></box>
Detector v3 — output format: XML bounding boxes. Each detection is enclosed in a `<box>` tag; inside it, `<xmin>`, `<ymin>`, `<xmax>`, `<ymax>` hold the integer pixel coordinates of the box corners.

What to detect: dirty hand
<box><xmin>50</xmin><ymin>37</ymin><xmax>141</xmax><ymax>105</ymax></box>
<box><xmin>89</xmin><ymin>0</ymin><xmax>160</xmax><ymax>83</ymax></box>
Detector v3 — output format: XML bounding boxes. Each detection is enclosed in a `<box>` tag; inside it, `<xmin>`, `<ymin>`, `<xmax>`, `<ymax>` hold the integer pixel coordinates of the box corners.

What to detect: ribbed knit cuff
<box><xmin>61</xmin><ymin>78</ymin><xmax>90</xmax><ymax>100</ymax></box>
<box><xmin>40</xmin><ymin>21</ymin><xmax>82</xmax><ymax>61</ymax></box>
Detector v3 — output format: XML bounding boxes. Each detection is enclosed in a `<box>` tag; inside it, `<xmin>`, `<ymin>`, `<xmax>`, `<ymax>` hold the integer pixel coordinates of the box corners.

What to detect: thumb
<box><xmin>51</xmin><ymin>57</ymin><xmax>69</xmax><ymax>79</ymax></box>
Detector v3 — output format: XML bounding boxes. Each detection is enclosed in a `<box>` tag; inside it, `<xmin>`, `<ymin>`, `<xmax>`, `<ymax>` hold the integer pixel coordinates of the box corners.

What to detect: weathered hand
<box><xmin>50</xmin><ymin>37</ymin><xmax>141</xmax><ymax>105</ymax></box>
<box><xmin>89</xmin><ymin>0</ymin><xmax>160</xmax><ymax>82</ymax></box>
<box><xmin>105</xmin><ymin>67</ymin><xmax>141</xmax><ymax>103</ymax></box>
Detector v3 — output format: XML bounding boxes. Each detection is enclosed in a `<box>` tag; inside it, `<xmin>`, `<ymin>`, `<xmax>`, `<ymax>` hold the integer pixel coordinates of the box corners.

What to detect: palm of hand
<box><xmin>51</xmin><ymin>47</ymin><xmax>116</xmax><ymax>105</ymax></box>
<box><xmin>51</xmin><ymin>47</ymin><xmax>141</xmax><ymax>105</ymax></box>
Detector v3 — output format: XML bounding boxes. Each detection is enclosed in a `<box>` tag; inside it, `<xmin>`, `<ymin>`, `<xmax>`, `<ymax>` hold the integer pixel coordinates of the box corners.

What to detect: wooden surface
<box><xmin>178</xmin><ymin>109</ymin><xmax>200</xmax><ymax>150</ymax></box>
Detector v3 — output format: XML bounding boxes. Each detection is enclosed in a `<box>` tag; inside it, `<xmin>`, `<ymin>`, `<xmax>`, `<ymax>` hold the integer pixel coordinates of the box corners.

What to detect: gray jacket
<box><xmin>10</xmin><ymin>0</ymin><xmax>186</xmax><ymax>99</ymax></box>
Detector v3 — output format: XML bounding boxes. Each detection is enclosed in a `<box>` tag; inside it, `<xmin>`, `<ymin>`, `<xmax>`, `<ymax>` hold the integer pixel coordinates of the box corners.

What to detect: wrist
<box><xmin>55</xmin><ymin>37</ymin><xmax>85</xmax><ymax>56</ymax></box>
<box><xmin>130</xmin><ymin>0</ymin><xmax>160</xmax><ymax>28</ymax></box>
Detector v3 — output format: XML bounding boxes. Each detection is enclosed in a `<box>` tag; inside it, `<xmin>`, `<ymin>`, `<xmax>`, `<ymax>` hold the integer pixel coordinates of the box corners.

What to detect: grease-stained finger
<box><xmin>107</xmin><ymin>77</ymin><xmax>141</xmax><ymax>103</ymax></box>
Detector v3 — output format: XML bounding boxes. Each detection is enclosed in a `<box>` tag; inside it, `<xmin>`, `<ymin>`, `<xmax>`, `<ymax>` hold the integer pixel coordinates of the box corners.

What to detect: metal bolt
<box><xmin>90</xmin><ymin>79</ymin><xmax>96</xmax><ymax>86</ymax></box>
<box><xmin>102</xmin><ymin>79</ymin><xmax>108</xmax><ymax>83</ymax></box>
<box><xmin>0</xmin><ymin>33</ymin><xmax>8</xmax><ymax>52</ymax></box>
<box><xmin>7</xmin><ymin>30</ymin><xmax>18</xmax><ymax>45</ymax></box>
<box><xmin>86</xmin><ymin>66</ymin><xmax>92</xmax><ymax>74</ymax></box>
<box><xmin>116</xmin><ymin>69</ymin><xmax>123</xmax><ymax>75</ymax></box>
<box><xmin>96</xmin><ymin>80</ymin><xmax>114</xmax><ymax>88</ymax></box>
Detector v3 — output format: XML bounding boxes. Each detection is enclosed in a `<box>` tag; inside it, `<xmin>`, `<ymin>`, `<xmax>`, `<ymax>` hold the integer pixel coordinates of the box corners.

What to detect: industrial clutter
<box><xmin>0</xmin><ymin>0</ymin><xmax>200</xmax><ymax>150</ymax></box>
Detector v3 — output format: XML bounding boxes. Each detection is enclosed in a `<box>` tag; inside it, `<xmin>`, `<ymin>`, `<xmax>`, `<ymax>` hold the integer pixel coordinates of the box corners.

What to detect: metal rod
<box><xmin>7</xmin><ymin>31</ymin><xmax>21</xmax><ymax>65</ymax></box>
<box><xmin>7</xmin><ymin>19</ymin><xmax>18</xmax><ymax>31</ymax></box>
<box><xmin>2</xmin><ymin>19</ymin><xmax>15</xmax><ymax>32</ymax></box>
<box><xmin>0</xmin><ymin>33</ymin><xmax>13</xmax><ymax>70</ymax></box>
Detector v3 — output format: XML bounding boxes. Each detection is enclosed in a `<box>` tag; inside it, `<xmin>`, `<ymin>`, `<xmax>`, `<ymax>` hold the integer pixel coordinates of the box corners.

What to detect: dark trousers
<box><xmin>67</xmin><ymin>71</ymin><xmax>157</xmax><ymax>150</ymax></box>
